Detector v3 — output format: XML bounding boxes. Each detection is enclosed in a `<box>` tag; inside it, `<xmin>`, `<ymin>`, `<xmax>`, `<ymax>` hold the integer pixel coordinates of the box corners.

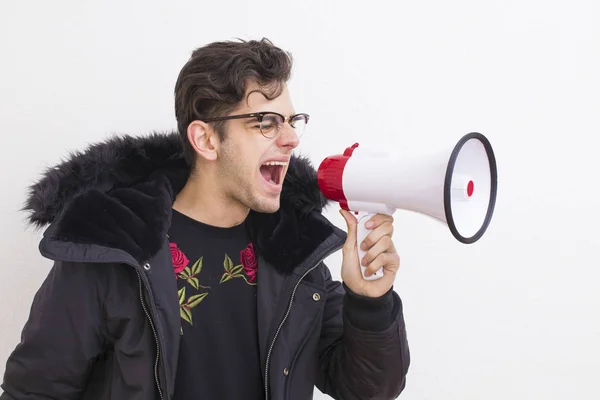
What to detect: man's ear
<box><xmin>187</xmin><ymin>120</ymin><xmax>220</xmax><ymax>162</ymax></box>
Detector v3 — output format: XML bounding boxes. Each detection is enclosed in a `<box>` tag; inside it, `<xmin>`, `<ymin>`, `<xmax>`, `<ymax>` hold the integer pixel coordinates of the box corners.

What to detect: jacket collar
<box><xmin>24</xmin><ymin>131</ymin><xmax>346</xmax><ymax>273</ymax></box>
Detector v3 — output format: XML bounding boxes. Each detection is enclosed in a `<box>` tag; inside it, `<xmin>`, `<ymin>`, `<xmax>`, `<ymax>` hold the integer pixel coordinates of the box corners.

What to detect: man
<box><xmin>1</xmin><ymin>38</ymin><xmax>409</xmax><ymax>399</ymax></box>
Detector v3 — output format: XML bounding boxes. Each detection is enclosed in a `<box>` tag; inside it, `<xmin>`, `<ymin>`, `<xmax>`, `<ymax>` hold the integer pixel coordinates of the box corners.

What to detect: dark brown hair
<box><xmin>174</xmin><ymin>37</ymin><xmax>294</xmax><ymax>167</ymax></box>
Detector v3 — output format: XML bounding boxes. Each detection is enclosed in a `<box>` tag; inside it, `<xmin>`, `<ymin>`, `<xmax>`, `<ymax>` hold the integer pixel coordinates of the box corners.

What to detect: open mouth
<box><xmin>259</xmin><ymin>161</ymin><xmax>286</xmax><ymax>186</ymax></box>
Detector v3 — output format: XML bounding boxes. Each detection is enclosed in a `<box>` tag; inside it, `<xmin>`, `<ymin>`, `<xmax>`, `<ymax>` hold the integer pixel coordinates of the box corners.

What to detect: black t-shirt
<box><xmin>168</xmin><ymin>209</ymin><xmax>264</xmax><ymax>400</ymax></box>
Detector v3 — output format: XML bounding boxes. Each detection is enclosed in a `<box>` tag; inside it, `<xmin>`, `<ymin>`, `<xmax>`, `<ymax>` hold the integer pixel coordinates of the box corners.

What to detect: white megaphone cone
<box><xmin>317</xmin><ymin>132</ymin><xmax>498</xmax><ymax>281</ymax></box>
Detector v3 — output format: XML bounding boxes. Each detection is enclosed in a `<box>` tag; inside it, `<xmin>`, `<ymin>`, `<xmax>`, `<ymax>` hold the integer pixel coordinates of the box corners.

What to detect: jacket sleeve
<box><xmin>0</xmin><ymin>261</ymin><xmax>108</xmax><ymax>400</ymax></box>
<box><xmin>315</xmin><ymin>263</ymin><xmax>410</xmax><ymax>400</ymax></box>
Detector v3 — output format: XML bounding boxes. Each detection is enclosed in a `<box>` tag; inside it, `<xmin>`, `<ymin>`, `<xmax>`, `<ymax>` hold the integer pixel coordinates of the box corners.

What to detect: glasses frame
<box><xmin>203</xmin><ymin>111</ymin><xmax>310</xmax><ymax>138</ymax></box>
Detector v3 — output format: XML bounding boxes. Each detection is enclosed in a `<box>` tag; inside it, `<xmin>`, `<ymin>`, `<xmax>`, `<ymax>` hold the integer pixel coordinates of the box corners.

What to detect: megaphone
<box><xmin>317</xmin><ymin>132</ymin><xmax>498</xmax><ymax>281</ymax></box>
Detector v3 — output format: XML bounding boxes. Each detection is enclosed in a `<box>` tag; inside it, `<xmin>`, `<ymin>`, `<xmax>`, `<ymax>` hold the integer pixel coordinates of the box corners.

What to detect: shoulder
<box><xmin>42</xmin><ymin>260</ymin><xmax>137</xmax><ymax>301</ymax></box>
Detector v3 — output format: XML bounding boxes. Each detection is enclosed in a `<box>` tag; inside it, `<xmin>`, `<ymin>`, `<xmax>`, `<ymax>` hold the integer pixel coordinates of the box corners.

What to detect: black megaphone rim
<box><xmin>444</xmin><ymin>132</ymin><xmax>498</xmax><ymax>244</ymax></box>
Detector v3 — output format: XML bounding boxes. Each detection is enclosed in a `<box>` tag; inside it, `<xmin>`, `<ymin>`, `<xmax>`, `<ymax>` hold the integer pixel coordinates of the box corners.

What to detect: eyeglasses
<box><xmin>203</xmin><ymin>111</ymin><xmax>310</xmax><ymax>139</ymax></box>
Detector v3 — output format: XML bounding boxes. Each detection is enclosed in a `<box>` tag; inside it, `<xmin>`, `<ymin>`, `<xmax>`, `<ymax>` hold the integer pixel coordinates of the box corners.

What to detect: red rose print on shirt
<box><xmin>170</xmin><ymin>242</ymin><xmax>189</xmax><ymax>276</ymax></box>
<box><xmin>240</xmin><ymin>243</ymin><xmax>257</xmax><ymax>283</ymax></box>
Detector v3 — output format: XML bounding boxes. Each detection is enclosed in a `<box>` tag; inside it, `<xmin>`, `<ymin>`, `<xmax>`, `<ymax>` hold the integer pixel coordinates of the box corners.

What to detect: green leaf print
<box><xmin>187</xmin><ymin>293</ymin><xmax>208</xmax><ymax>308</ymax></box>
<box><xmin>230</xmin><ymin>264</ymin><xmax>244</xmax><ymax>276</ymax></box>
<box><xmin>191</xmin><ymin>256</ymin><xmax>203</xmax><ymax>275</ymax></box>
<box><xmin>220</xmin><ymin>254</ymin><xmax>237</xmax><ymax>283</ymax></box>
<box><xmin>224</xmin><ymin>254</ymin><xmax>234</xmax><ymax>273</ymax></box>
<box><xmin>220</xmin><ymin>253</ymin><xmax>250</xmax><ymax>284</ymax></box>
<box><xmin>179</xmin><ymin>289</ymin><xmax>208</xmax><ymax>327</ymax></box>
<box><xmin>178</xmin><ymin>257</ymin><xmax>210</xmax><ymax>290</ymax></box>
<box><xmin>180</xmin><ymin>307</ymin><xmax>193</xmax><ymax>325</ymax></box>
<box><xmin>189</xmin><ymin>277</ymin><xmax>199</xmax><ymax>290</ymax></box>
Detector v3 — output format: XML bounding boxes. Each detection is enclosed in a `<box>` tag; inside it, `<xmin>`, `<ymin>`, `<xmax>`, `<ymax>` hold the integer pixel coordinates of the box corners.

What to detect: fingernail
<box><xmin>365</xmin><ymin>221</ymin><xmax>374</xmax><ymax>228</ymax></box>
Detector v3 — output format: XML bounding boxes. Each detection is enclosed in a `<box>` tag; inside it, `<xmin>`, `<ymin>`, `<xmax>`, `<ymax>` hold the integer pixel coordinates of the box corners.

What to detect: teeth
<box><xmin>262</xmin><ymin>161</ymin><xmax>287</xmax><ymax>166</ymax></box>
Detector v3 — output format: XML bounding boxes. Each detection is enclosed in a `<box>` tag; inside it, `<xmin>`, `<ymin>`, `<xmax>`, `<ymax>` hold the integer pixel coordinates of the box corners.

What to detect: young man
<box><xmin>1</xmin><ymin>38</ymin><xmax>409</xmax><ymax>399</ymax></box>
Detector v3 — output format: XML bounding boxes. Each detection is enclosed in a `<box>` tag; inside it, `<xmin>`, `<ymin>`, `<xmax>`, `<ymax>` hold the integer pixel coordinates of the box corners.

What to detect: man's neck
<box><xmin>172</xmin><ymin>173</ymin><xmax>249</xmax><ymax>228</ymax></box>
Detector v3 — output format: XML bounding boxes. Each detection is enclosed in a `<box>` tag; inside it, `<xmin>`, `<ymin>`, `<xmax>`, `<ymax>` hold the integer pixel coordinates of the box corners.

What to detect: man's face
<box><xmin>215</xmin><ymin>82</ymin><xmax>301</xmax><ymax>214</ymax></box>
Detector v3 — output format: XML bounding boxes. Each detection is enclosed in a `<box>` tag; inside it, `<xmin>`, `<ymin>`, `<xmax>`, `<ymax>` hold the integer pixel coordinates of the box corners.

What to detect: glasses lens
<box><xmin>260</xmin><ymin>113</ymin><xmax>284</xmax><ymax>138</ymax></box>
<box><xmin>290</xmin><ymin>114</ymin><xmax>308</xmax><ymax>137</ymax></box>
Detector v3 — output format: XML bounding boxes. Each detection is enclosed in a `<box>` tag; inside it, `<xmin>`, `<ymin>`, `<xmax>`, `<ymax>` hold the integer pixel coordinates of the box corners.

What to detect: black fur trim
<box><xmin>23</xmin><ymin>131</ymin><xmax>340</xmax><ymax>271</ymax></box>
<box><xmin>23</xmin><ymin>132</ymin><xmax>189</xmax><ymax>227</ymax></box>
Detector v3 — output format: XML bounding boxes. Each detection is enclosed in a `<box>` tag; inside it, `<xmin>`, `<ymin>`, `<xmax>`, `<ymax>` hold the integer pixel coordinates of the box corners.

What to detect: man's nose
<box><xmin>277</xmin><ymin>123</ymin><xmax>300</xmax><ymax>149</ymax></box>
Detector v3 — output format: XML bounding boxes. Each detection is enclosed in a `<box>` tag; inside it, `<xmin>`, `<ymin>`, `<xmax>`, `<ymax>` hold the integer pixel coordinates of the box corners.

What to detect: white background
<box><xmin>1</xmin><ymin>0</ymin><xmax>599</xmax><ymax>399</ymax></box>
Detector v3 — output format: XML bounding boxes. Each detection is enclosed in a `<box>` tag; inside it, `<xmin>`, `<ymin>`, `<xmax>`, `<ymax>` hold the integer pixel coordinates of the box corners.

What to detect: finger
<box><xmin>360</xmin><ymin>221</ymin><xmax>394</xmax><ymax>252</ymax></box>
<box><xmin>364</xmin><ymin>251</ymin><xmax>401</xmax><ymax>277</ymax></box>
<box><xmin>363</xmin><ymin>213</ymin><xmax>394</xmax><ymax>230</ymax></box>
<box><xmin>361</xmin><ymin>235</ymin><xmax>394</xmax><ymax>266</ymax></box>
<box><xmin>339</xmin><ymin>209</ymin><xmax>358</xmax><ymax>254</ymax></box>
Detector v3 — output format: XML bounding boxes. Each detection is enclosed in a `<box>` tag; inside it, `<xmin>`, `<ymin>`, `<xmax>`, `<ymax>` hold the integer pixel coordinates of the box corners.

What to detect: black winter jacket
<box><xmin>1</xmin><ymin>132</ymin><xmax>410</xmax><ymax>400</ymax></box>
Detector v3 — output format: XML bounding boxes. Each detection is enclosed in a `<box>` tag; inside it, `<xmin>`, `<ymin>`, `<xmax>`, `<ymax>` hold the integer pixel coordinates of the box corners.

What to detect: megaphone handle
<box><xmin>356</xmin><ymin>212</ymin><xmax>385</xmax><ymax>281</ymax></box>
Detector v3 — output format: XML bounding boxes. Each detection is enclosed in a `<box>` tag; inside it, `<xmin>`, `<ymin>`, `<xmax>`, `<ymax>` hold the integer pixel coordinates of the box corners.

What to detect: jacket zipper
<box><xmin>263</xmin><ymin>246</ymin><xmax>342</xmax><ymax>400</ymax></box>
<box><xmin>135</xmin><ymin>268</ymin><xmax>165</xmax><ymax>400</ymax></box>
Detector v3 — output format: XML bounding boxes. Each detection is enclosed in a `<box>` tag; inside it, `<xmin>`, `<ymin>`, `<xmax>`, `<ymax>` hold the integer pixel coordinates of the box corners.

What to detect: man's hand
<box><xmin>339</xmin><ymin>209</ymin><xmax>400</xmax><ymax>298</ymax></box>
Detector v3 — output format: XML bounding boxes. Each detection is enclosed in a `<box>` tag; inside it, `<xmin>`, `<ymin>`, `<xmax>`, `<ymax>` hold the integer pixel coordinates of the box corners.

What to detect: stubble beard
<box><xmin>218</xmin><ymin>143</ymin><xmax>281</xmax><ymax>216</ymax></box>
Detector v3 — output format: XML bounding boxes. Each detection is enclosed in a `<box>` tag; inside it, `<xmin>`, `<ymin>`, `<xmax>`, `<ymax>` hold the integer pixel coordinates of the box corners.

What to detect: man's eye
<box><xmin>260</xmin><ymin>121</ymin><xmax>277</xmax><ymax>130</ymax></box>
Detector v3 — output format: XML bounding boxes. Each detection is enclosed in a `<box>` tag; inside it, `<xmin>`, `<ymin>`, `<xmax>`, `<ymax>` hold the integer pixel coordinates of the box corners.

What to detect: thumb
<box><xmin>339</xmin><ymin>209</ymin><xmax>358</xmax><ymax>254</ymax></box>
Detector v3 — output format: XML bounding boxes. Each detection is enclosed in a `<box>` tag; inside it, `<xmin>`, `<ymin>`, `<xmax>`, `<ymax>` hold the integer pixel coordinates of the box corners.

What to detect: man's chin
<box><xmin>250</xmin><ymin>197</ymin><xmax>281</xmax><ymax>214</ymax></box>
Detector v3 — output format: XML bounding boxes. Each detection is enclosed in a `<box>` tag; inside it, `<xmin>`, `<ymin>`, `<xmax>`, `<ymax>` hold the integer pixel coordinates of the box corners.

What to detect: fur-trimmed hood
<box><xmin>23</xmin><ymin>131</ymin><xmax>345</xmax><ymax>272</ymax></box>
